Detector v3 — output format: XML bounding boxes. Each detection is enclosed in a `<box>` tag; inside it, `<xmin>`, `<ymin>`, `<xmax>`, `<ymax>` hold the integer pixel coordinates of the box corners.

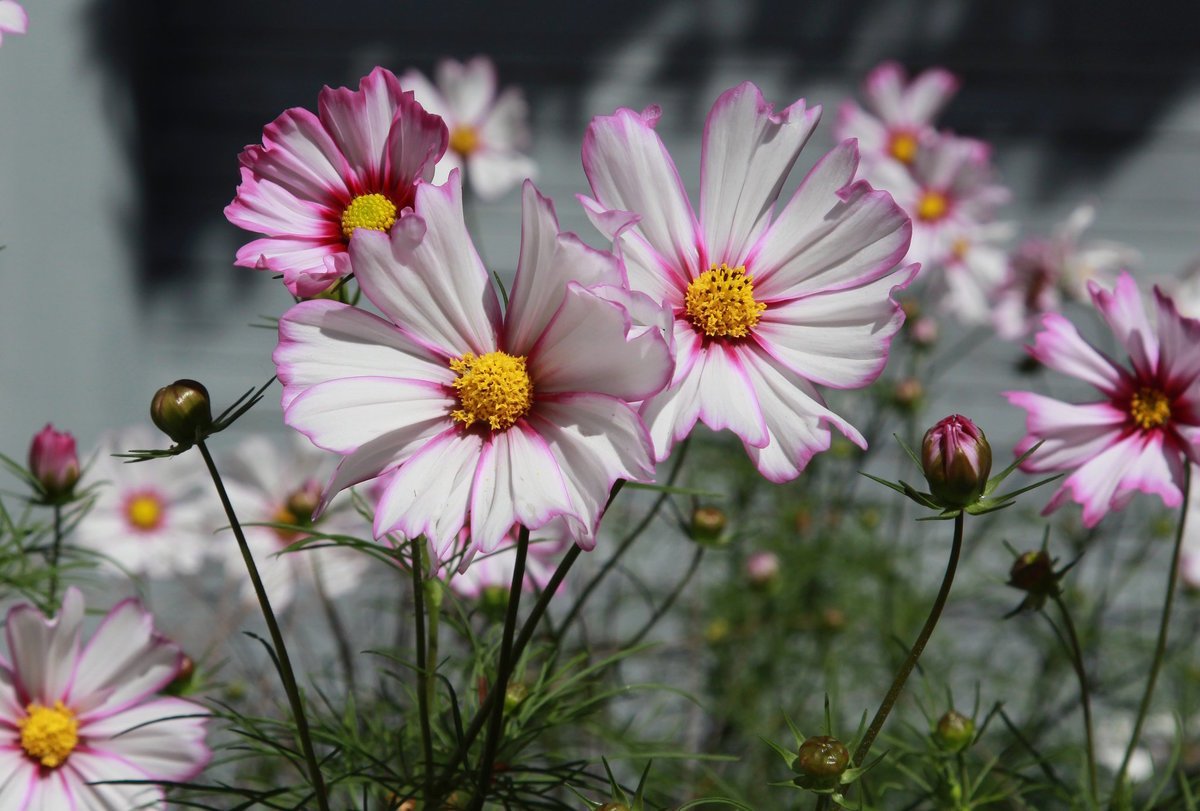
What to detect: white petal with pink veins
<box><xmin>694</xmin><ymin>343</ymin><xmax>768</xmax><ymax>449</ymax></box>
<box><xmin>317</xmin><ymin>67</ymin><xmax>408</xmax><ymax>190</ymax></box>
<box><xmin>700</xmin><ymin>82</ymin><xmax>820</xmax><ymax>266</ymax></box>
<box><xmin>1027</xmin><ymin>313</ymin><xmax>1125</xmax><ymax>396</ymax></box>
<box><xmin>1004</xmin><ymin>393</ymin><xmax>1127</xmax><ymax>471</ymax></box>
<box><xmin>1090</xmin><ymin>272</ymin><xmax>1159</xmax><ymax>377</ymax></box>
<box><xmin>5</xmin><ymin>587</ymin><xmax>82</xmax><ymax>705</ymax></box>
<box><xmin>251</xmin><ymin>108</ymin><xmax>354</xmax><ymax>204</ymax></box>
<box><xmin>285</xmin><ymin>377</ymin><xmax>453</xmax><ymax>455</ymax></box>
<box><xmin>80</xmin><ymin>698</ymin><xmax>211</xmax><ymax>782</ymax></box>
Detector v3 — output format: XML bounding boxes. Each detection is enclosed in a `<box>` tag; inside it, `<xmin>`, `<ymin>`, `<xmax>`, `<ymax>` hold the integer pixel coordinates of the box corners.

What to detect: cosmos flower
<box><xmin>274</xmin><ymin>173</ymin><xmax>673</xmax><ymax>562</ymax></box>
<box><xmin>400</xmin><ymin>56</ymin><xmax>536</xmax><ymax>200</ymax></box>
<box><xmin>1006</xmin><ymin>272</ymin><xmax>1200</xmax><ymax>527</ymax></box>
<box><xmin>0</xmin><ymin>588</ymin><xmax>210</xmax><ymax>808</ymax></box>
<box><xmin>580</xmin><ymin>81</ymin><xmax>916</xmax><ymax>482</ymax></box>
<box><xmin>0</xmin><ymin>1</ymin><xmax>27</xmax><ymax>45</ymax></box>
<box><xmin>930</xmin><ymin>220</ymin><xmax>1015</xmax><ymax>325</ymax></box>
<box><xmin>216</xmin><ymin>435</ymin><xmax>372</xmax><ymax>609</ymax></box>
<box><xmin>225</xmin><ymin>67</ymin><xmax>448</xmax><ymax>297</ymax></box>
<box><xmin>835</xmin><ymin>61</ymin><xmax>960</xmax><ymax>169</ymax></box>
<box><xmin>75</xmin><ymin>427</ymin><xmax>212</xmax><ymax>578</ymax></box>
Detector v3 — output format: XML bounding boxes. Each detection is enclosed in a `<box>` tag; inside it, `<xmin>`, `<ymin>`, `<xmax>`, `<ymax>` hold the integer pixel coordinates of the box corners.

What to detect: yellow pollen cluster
<box><xmin>916</xmin><ymin>190</ymin><xmax>949</xmax><ymax>222</ymax></box>
<box><xmin>950</xmin><ymin>237</ymin><xmax>970</xmax><ymax>261</ymax></box>
<box><xmin>19</xmin><ymin>701</ymin><xmax>78</xmax><ymax>768</ymax></box>
<box><xmin>1130</xmin><ymin>386</ymin><xmax>1171</xmax><ymax>430</ymax></box>
<box><xmin>449</xmin><ymin>125</ymin><xmax>480</xmax><ymax>156</ymax></box>
<box><xmin>127</xmin><ymin>494</ymin><xmax>163</xmax><ymax>532</ymax></box>
<box><xmin>340</xmin><ymin>193</ymin><xmax>397</xmax><ymax>240</ymax></box>
<box><xmin>889</xmin><ymin>131</ymin><xmax>918</xmax><ymax>164</ymax></box>
<box><xmin>450</xmin><ymin>351</ymin><xmax>533</xmax><ymax>431</ymax></box>
<box><xmin>271</xmin><ymin>505</ymin><xmax>301</xmax><ymax>543</ymax></box>
<box><xmin>684</xmin><ymin>263</ymin><xmax>766</xmax><ymax>338</ymax></box>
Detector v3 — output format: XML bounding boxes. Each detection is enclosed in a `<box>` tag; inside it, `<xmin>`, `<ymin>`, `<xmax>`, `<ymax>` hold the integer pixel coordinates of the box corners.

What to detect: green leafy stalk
<box><xmin>1047</xmin><ymin>593</ymin><xmax>1098</xmax><ymax>802</ymax></box>
<box><xmin>47</xmin><ymin>503</ymin><xmax>63</xmax><ymax>607</ymax></box>
<box><xmin>411</xmin><ymin>537</ymin><xmax>435</xmax><ymax>803</ymax></box>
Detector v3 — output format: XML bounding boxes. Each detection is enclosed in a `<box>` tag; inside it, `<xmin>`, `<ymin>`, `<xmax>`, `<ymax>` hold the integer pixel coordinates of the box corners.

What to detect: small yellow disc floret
<box><xmin>340</xmin><ymin>193</ymin><xmax>397</xmax><ymax>240</ymax></box>
<box><xmin>449</xmin><ymin>125</ymin><xmax>480</xmax><ymax>156</ymax></box>
<box><xmin>450</xmin><ymin>351</ymin><xmax>534</xmax><ymax>431</ymax></box>
<box><xmin>127</xmin><ymin>494</ymin><xmax>163</xmax><ymax>531</ymax></box>
<box><xmin>684</xmin><ymin>264</ymin><xmax>766</xmax><ymax>339</ymax></box>
<box><xmin>888</xmin><ymin>131</ymin><xmax>918</xmax><ymax>164</ymax></box>
<box><xmin>1130</xmin><ymin>386</ymin><xmax>1171</xmax><ymax>430</ymax></box>
<box><xmin>916</xmin><ymin>190</ymin><xmax>949</xmax><ymax>222</ymax></box>
<box><xmin>19</xmin><ymin>701</ymin><xmax>78</xmax><ymax>768</ymax></box>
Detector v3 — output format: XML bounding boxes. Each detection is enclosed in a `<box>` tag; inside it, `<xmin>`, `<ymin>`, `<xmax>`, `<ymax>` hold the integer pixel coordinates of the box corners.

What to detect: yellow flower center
<box><xmin>340</xmin><ymin>193</ymin><xmax>397</xmax><ymax>240</ymax></box>
<box><xmin>888</xmin><ymin>131</ymin><xmax>918</xmax><ymax>164</ymax></box>
<box><xmin>272</xmin><ymin>504</ymin><xmax>302</xmax><ymax>544</ymax></box>
<box><xmin>449</xmin><ymin>124</ymin><xmax>480</xmax><ymax>156</ymax></box>
<box><xmin>684</xmin><ymin>263</ymin><xmax>766</xmax><ymax>339</ymax></box>
<box><xmin>450</xmin><ymin>351</ymin><xmax>533</xmax><ymax>431</ymax></box>
<box><xmin>950</xmin><ymin>237</ymin><xmax>970</xmax><ymax>261</ymax></box>
<box><xmin>126</xmin><ymin>493</ymin><xmax>164</xmax><ymax>532</ymax></box>
<box><xmin>916</xmin><ymin>190</ymin><xmax>949</xmax><ymax>222</ymax></box>
<box><xmin>1130</xmin><ymin>387</ymin><xmax>1171</xmax><ymax>430</ymax></box>
<box><xmin>19</xmin><ymin>701</ymin><xmax>78</xmax><ymax>768</ymax></box>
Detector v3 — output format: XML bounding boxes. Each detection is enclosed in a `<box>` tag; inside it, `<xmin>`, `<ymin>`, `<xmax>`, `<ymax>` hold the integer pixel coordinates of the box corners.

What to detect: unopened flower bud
<box><xmin>504</xmin><ymin>682</ymin><xmax>528</xmax><ymax>712</ymax></box>
<box><xmin>284</xmin><ymin>479</ymin><xmax>322</xmax><ymax>526</ymax></box>
<box><xmin>892</xmin><ymin>377</ymin><xmax>924</xmax><ymax>412</ymax></box>
<box><xmin>793</xmin><ymin>735</ymin><xmax>849</xmax><ymax>790</ymax></box>
<box><xmin>1008</xmin><ymin>550</ymin><xmax>1058</xmax><ymax>597</ymax></box>
<box><xmin>933</xmin><ymin>710</ymin><xmax>975</xmax><ymax>752</ymax></box>
<box><xmin>150</xmin><ymin>379</ymin><xmax>212</xmax><ymax>446</ymax></box>
<box><xmin>819</xmin><ymin>607</ymin><xmax>846</xmax><ymax>632</ymax></box>
<box><xmin>166</xmin><ymin>654</ymin><xmax>198</xmax><ymax>696</ymax></box>
<box><xmin>921</xmin><ymin>415</ymin><xmax>991</xmax><ymax>508</ymax></box>
<box><xmin>909</xmin><ymin>316</ymin><xmax>939</xmax><ymax>348</ymax></box>
<box><xmin>691</xmin><ymin>506</ymin><xmax>727</xmax><ymax>545</ymax></box>
<box><xmin>27</xmin><ymin>424</ymin><xmax>80</xmax><ymax>501</ymax></box>
<box><xmin>745</xmin><ymin>551</ymin><xmax>780</xmax><ymax>590</ymax></box>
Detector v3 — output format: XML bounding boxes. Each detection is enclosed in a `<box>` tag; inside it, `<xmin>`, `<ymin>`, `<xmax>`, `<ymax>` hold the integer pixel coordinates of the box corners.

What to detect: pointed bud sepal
<box><xmin>1003</xmin><ymin>530</ymin><xmax>1077</xmax><ymax>615</ymax></box>
<box><xmin>766</xmin><ymin>700</ymin><xmax>886</xmax><ymax>803</ymax></box>
<box><xmin>569</xmin><ymin>758</ymin><xmax>650</xmax><ymax>810</ymax></box>
<box><xmin>120</xmin><ymin>375</ymin><xmax>275</xmax><ymax>460</ymax></box>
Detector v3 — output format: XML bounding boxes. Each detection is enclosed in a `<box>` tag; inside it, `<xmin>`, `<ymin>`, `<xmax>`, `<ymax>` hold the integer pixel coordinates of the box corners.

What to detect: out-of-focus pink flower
<box><xmin>835</xmin><ymin>61</ymin><xmax>959</xmax><ymax>170</ymax></box>
<box><xmin>28</xmin><ymin>424</ymin><xmax>80</xmax><ymax>501</ymax></box>
<box><xmin>581</xmin><ymin>82</ymin><xmax>916</xmax><ymax>482</ymax></box>
<box><xmin>225</xmin><ymin>67</ymin><xmax>447</xmax><ymax>297</ymax></box>
<box><xmin>745</xmin><ymin>550</ymin><xmax>781</xmax><ymax>589</ymax></box>
<box><xmin>1006</xmin><ymin>273</ymin><xmax>1200</xmax><ymax>527</ymax></box>
<box><xmin>0</xmin><ymin>588</ymin><xmax>210</xmax><ymax>809</ymax></box>
<box><xmin>993</xmin><ymin>204</ymin><xmax>1139</xmax><ymax>339</ymax></box>
<box><xmin>921</xmin><ymin>414</ymin><xmax>992</xmax><ymax>508</ymax></box>
<box><xmin>440</xmin><ymin>522</ymin><xmax>570</xmax><ymax>600</ymax></box>
<box><xmin>0</xmin><ymin>1</ymin><xmax>27</xmax><ymax>45</ymax></box>
<box><xmin>275</xmin><ymin>175</ymin><xmax>673</xmax><ymax>563</ymax></box>
<box><xmin>400</xmin><ymin>56</ymin><xmax>536</xmax><ymax>200</ymax></box>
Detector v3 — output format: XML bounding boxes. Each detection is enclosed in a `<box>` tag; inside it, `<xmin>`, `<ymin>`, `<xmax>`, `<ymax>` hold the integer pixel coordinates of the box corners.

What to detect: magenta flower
<box><xmin>921</xmin><ymin>414</ymin><xmax>992</xmax><ymax>508</ymax></box>
<box><xmin>27</xmin><ymin>424</ymin><xmax>80</xmax><ymax>502</ymax></box>
<box><xmin>274</xmin><ymin>174</ymin><xmax>673</xmax><ymax>562</ymax></box>
<box><xmin>1006</xmin><ymin>272</ymin><xmax>1200</xmax><ymax>527</ymax></box>
<box><xmin>0</xmin><ymin>588</ymin><xmax>209</xmax><ymax>808</ymax></box>
<box><xmin>225</xmin><ymin>67</ymin><xmax>448</xmax><ymax>297</ymax></box>
<box><xmin>0</xmin><ymin>1</ymin><xmax>27</xmax><ymax>45</ymax></box>
<box><xmin>581</xmin><ymin>82</ymin><xmax>916</xmax><ymax>482</ymax></box>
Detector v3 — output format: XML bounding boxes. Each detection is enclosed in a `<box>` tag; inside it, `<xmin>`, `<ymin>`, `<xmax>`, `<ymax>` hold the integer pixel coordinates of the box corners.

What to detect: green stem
<box><xmin>411</xmin><ymin>538</ymin><xmax>435</xmax><ymax>803</ymax></box>
<box><xmin>47</xmin><ymin>504</ymin><xmax>63</xmax><ymax>606</ymax></box>
<box><xmin>196</xmin><ymin>441</ymin><xmax>329</xmax><ymax>811</ymax></box>
<box><xmin>1049</xmin><ymin>593</ymin><xmax>1098</xmax><ymax>802</ymax></box>
<box><xmin>312</xmin><ymin>555</ymin><xmax>357</xmax><ymax>693</ymax></box>
<box><xmin>852</xmin><ymin>511</ymin><xmax>964</xmax><ymax>768</ymax></box>
<box><xmin>469</xmin><ymin>525</ymin><xmax>529</xmax><ymax>811</ymax></box>
<box><xmin>1111</xmin><ymin>464</ymin><xmax>1191</xmax><ymax>800</ymax></box>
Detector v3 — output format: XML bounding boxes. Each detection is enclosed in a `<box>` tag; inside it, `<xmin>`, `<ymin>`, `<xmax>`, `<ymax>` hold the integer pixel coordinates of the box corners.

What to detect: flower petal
<box><xmin>1044</xmin><ymin>431</ymin><xmax>1182</xmax><ymax>527</ymax></box>
<box><xmin>1090</xmin><ymin>272</ymin><xmax>1158</xmax><ymax>377</ymax></box>
<box><xmin>579</xmin><ymin>195</ymin><xmax>689</xmax><ymax>306</ymax></box>
<box><xmin>5</xmin><ymin>588</ymin><xmax>83</xmax><ymax>705</ymax></box>
<box><xmin>467</xmin><ymin>148</ymin><xmax>536</xmax><ymax>200</ymax></box>
<box><xmin>700</xmin><ymin>82</ymin><xmax>820</xmax><ymax>266</ymax></box>
<box><xmin>479</xmin><ymin>87</ymin><xmax>532</xmax><ymax>151</ymax></box>
<box><xmin>693</xmin><ymin>343</ymin><xmax>769</xmax><ymax>449</ymax></box>
<box><xmin>397</xmin><ymin>69</ymin><xmax>448</xmax><ymax>120</ymax></box>
<box><xmin>0</xmin><ymin>750</ymin><xmax>34</xmax><ymax>808</ymax></box>
<box><xmin>1027</xmin><ymin>313</ymin><xmax>1126</xmax><ymax>396</ymax></box>
<box><xmin>903</xmin><ymin>67</ymin><xmax>961</xmax><ymax>124</ymax></box>
<box><xmin>317</xmin><ymin>67</ymin><xmax>408</xmax><ymax>191</ymax></box>
<box><xmin>242</xmin><ymin>108</ymin><xmax>353</xmax><ymax>205</ymax></box>
<box><xmin>1004</xmin><ymin>392</ymin><xmax>1128</xmax><ymax>471</ymax></box>
<box><xmin>383</xmin><ymin>90</ymin><xmax>449</xmax><ymax>194</ymax></box>
<box><xmin>437</xmin><ymin>56</ymin><xmax>497</xmax><ymax>124</ymax></box>
<box><xmin>225</xmin><ymin>167</ymin><xmax>340</xmax><ymax>239</ymax></box>
<box><xmin>0</xmin><ymin>1</ymin><xmax>27</xmax><ymax>35</ymax></box>
<box><xmin>285</xmin><ymin>377</ymin><xmax>454</xmax><ymax>455</ymax></box>
<box><xmin>80</xmin><ymin>697</ymin><xmax>211</xmax><ymax>782</ymax></box>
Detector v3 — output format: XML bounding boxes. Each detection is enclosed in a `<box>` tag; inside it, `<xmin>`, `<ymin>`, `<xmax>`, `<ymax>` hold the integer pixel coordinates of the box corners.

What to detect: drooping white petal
<box><xmin>5</xmin><ymin>588</ymin><xmax>83</xmax><ymax>705</ymax></box>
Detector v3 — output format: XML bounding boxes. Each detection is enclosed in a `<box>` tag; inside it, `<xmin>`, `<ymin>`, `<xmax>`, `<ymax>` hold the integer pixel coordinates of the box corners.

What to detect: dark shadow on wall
<box><xmin>83</xmin><ymin>0</ymin><xmax>1200</xmax><ymax>294</ymax></box>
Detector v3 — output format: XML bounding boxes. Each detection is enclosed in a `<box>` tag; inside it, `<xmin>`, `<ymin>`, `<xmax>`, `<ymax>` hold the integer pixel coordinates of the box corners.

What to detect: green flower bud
<box><xmin>921</xmin><ymin>414</ymin><xmax>992</xmax><ymax>508</ymax></box>
<box><xmin>933</xmin><ymin>710</ymin><xmax>975</xmax><ymax>752</ymax></box>
<box><xmin>150</xmin><ymin>379</ymin><xmax>212</xmax><ymax>447</ymax></box>
<box><xmin>690</xmin><ymin>506</ymin><xmax>727</xmax><ymax>545</ymax></box>
<box><xmin>1008</xmin><ymin>550</ymin><xmax>1058</xmax><ymax>596</ymax></box>
<box><xmin>793</xmin><ymin>735</ymin><xmax>849</xmax><ymax>791</ymax></box>
<box><xmin>504</xmin><ymin>682</ymin><xmax>529</xmax><ymax>712</ymax></box>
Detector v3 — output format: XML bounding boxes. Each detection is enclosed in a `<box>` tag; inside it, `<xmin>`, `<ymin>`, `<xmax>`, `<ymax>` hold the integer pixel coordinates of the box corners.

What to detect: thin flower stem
<box><xmin>312</xmin><ymin>556</ymin><xmax>357</xmax><ymax>694</ymax></box>
<box><xmin>852</xmin><ymin>511</ymin><xmax>965</xmax><ymax>768</ymax></box>
<box><xmin>1047</xmin><ymin>593</ymin><xmax>1098</xmax><ymax>802</ymax></box>
<box><xmin>1112</xmin><ymin>464</ymin><xmax>1191</xmax><ymax>800</ymax></box>
<box><xmin>411</xmin><ymin>538</ymin><xmax>435</xmax><ymax>803</ymax></box>
<box><xmin>469</xmin><ymin>525</ymin><xmax>529</xmax><ymax>811</ymax></box>
<box><xmin>196</xmin><ymin>440</ymin><xmax>330</xmax><ymax>811</ymax></box>
<box><xmin>47</xmin><ymin>504</ymin><xmax>63</xmax><ymax>606</ymax></box>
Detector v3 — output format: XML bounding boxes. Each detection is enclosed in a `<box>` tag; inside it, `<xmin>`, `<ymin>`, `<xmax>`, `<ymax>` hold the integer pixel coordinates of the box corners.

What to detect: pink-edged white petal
<box><xmin>317</xmin><ymin>67</ymin><xmax>409</xmax><ymax>192</ymax></box>
<box><xmin>579</xmin><ymin>195</ymin><xmax>689</xmax><ymax>306</ymax></box>
<box><xmin>529</xmin><ymin>394</ymin><xmax>658</xmax><ymax>549</ymax></box>
<box><xmin>692</xmin><ymin>343</ymin><xmax>769</xmax><ymax>449</ymax></box>
<box><xmin>700</xmin><ymin>83</ymin><xmax>821</xmax><ymax>265</ymax></box>
<box><xmin>1045</xmin><ymin>431</ymin><xmax>1180</xmax><ymax>527</ymax></box>
<box><xmin>863</xmin><ymin>61</ymin><xmax>906</xmax><ymax>121</ymax></box>
<box><xmin>5</xmin><ymin>587</ymin><xmax>83</xmax><ymax>705</ymax></box>
<box><xmin>750</xmin><ymin>142</ymin><xmax>912</xmax><ymax>300</ymax></box>
<box><xmin>833</xmin><ymin>102</ymin><xmax>888</xmax><ymax>155</ymax></box>
<box><xmin>233</xmin><ymin>236</ymin><xmax>344</xmax><ymax>295</ymax></box>
<box><xmin>285</xmin><ymin>377</ymin><xmax>454</xmax><ymax>455</ymax></box>
<box><xmin>1153</xmin><ymin>286</ymin><xmax>1200</xmax><ymax>388</ymax></box>
<box><xmin>61</xmin><ymin>750</ymin><xmax>165</xmax><ymax>809</ymax></box>
<box><xmin>0</xmin><ymin>1</ymin><xmax>27</xmax><ymax>37</ymax></box>
<box><xmin>530</xmin><ymin>284</ymin><xmax>673</xmax><ymax>401</ymax></box>
<box><xmin>81</xmin><ymin>697</ymin><xmax>211</xmax><ymax>782</ymax></box>
<box><xmin>479</xmin><ymin>86</ymin><xmax>533</xmax><ymax>151</ymax></box>
<box><xmin>504</xmin><ymin>182</ymin><xmax>624</xmax><ymax>354</ymax></box>
<box><xmin>21</xmin><ymin>767</ymin><xmax>78</xmax><ymax>811</ymax></box>
<box><xmin>755</xmin><ymin>263</ymin><xmax>917</xmax><ymax>388</ymax></box>
<box><xmin>245</xmin><ymin>109</ymin><xmax>354</xmax><ymax>205</ymax></box>
<box><xmin>1090</xmin><ymin>272</ymin><xmax>1159</xmax><ymax>377</ymax></box>
<box><xmin>397</xmin><ymin>69</ymin><xmax>449</xmax><ymax>120</ymax></box>
<box><xmin>903</xmin><ymin>68</ymin><xmax>961</xmax><ymax>124</ymax></box>
<box><xmin>374</xmin><ymin>429</ymin><xmax>483</xmax><ymax>559</ymax></box>
<box><xmin>582</xmin><ymin>106</ymin><xmax>702</xmax><ymax>276</ymax></box>
<box><xmin>468</xmin><ymin>425</ymin><xmax>573</xmax><ymax>555</ymax></box>
<box><xmin>639</xmin><ymin>350</ymin><xmax>706</xmax><ymax>462</ymax></box>
<box><xmin>0</xmin><ymin>750</ymin><xmax>34</xmax><ymax>808</ymax></box>
<box><xmin>1027</xmin><ymin>313</ymin><xmax>1126</xmax><ymax>396</ymax></box>
<box><xmin>436</xmin><ymin>56</ymin><xmax>497</xmax><ymax>124</ymax></box>
<box><xmin>1004</xmin><ymin>393</ymin><xmax>1128</xmax><ymax>471</ymax></box>
<box><xmin>350</xmin><ymin>175</ymin><xmax>501</xmax><ymax>357</ymax></box>
<box><xmin>383</xmin><ymin>90</ymin><xmax>450</xmax><ymax>191</ymax></box>
<box><xmin>224</xmin><ymin>167</ymin><xmax>340</xmax><ymax>239</ymax></box>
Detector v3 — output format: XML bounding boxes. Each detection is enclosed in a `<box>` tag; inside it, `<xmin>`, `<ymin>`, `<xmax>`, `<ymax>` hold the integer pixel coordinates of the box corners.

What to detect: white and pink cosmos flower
<box><xmin>0</xmin><ymin>588</ymin><xmax>209</xmax><ymax>808</ymax></box>
<box><xmin>400</xmin><ymin>56</ymin><xmax>536</xmax><ymax>201</ymax></box>
<box><xmin>274</xmin><ymin>173</ymin><xmax>673</xmax><ymax>563</ymax></box>
<box><xmin>225</xmin><ymin>67</ymin><xmax>448</xmax><ymax>297</ymax></box>
<box><xmin>1006</xmin><ymin>272</ymin><xmax>1200</xmax><ymax>527</ymax></box>
<box><xmin>0</xmin><ymin>1</ymin><xmax>27</xmax><ymax>45</ymax></box>
<box><xmin>580</xmin><ymin>82</ymin><xmax>917</xmax><ymax>482</ymax></box>
<box><xmin>835</xmin><ymin>61</ymin><xmax>960</xmax><ymax>170</ymax></box>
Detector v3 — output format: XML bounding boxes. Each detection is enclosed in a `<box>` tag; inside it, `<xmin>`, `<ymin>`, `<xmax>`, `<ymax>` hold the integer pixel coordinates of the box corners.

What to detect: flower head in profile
<box><xmin>835</xmin><ymin>61</ymin><xmax>960</xmax><ymax>169</ymax></box>
<box><xmin>400</xmin><ymin>56</ymin><xmax>536</xmax><ymax>200</ymax></box>
<box><xmin>275</xmin><ymin>173</ymin><xmax>673</xmax><ymax>563</ymax></box>
<box><xmin>75</xmin><ymin>427</ymin><xmax>213</xmax><ymax>578</ymax></box>
<box><xmin>216</xmin><ymin>435</ymin><xmax>371</xmax><ymax>609</ymax></box>
<box><xmin>1006</xmin><ymin>272</ymin><xmax>1200</xmax><ymax>527</ymax></box>
<box><xmin>0</xmin><ymin>588</ymin><xmax>210</xmax><ymax>808</ymax></box>
<box><xmin>580</xmin><ymin>82</ymin><xmax>916</xmax><ymax>482</ymax></box>
<box><xmin>225</xmin><ymin>67</ymin><xmax>448</xmax><ymax>297</ymax></box>
<box><xmin>0</xmin><ymin>1</ymin><xmax>27</xmax><ymax>45</ymax></box>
